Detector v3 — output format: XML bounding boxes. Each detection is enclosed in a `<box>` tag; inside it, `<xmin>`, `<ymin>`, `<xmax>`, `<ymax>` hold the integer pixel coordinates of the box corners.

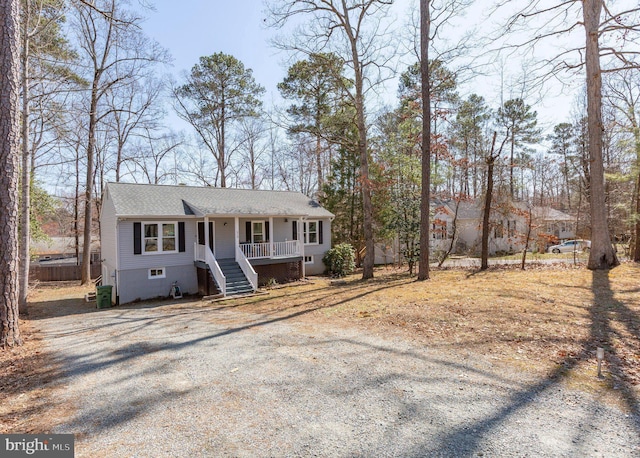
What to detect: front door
<box><xmin>197</xmin><ymin>221</ymin><xmax>215</xmax><ymax>255</ymax></box>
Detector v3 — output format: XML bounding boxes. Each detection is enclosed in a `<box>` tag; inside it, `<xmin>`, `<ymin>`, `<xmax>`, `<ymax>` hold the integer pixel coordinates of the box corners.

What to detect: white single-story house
<box><xmin>100</xmin><ymin>182</ymin><xmax>334</xmax><ymax>305</ymax></box>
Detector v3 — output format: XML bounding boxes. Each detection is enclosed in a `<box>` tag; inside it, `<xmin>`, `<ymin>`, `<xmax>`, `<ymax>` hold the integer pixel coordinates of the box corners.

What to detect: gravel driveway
<box><xmin>39</xmin><ymin>298</ymin><xmax>639</xmax><ymax>457</ymax></box>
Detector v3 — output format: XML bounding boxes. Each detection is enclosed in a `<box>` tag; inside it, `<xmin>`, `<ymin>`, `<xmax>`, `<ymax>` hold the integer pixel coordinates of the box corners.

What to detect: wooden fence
<box><xmin>30</xmin><ymin>263</ymin><xmax>102</xmax><ymax>282</ymax></box>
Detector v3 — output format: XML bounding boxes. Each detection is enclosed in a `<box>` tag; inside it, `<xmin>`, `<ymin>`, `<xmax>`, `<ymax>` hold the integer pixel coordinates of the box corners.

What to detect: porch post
<box><xmin>269</xmin><ymin>216</ymin><xmax>274</xmax><ymax>257</ymax></box>
<box><xmin>299</xmin><ymin>217</ymin><xmax>305</xmax><ymax>278</ymax></box>
<box><xmin>234</xmin><ymin>216</ymin><xmax>240</xmax><ymax>261</ymax></box>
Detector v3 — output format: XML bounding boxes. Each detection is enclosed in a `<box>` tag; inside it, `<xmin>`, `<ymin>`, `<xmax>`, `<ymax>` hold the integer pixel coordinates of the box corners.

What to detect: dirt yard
<box><xmin>0</xmin><ymin>282</ymin><xmax>94</xmax><ymax>434</ymax></box>
<box><xmin>1</xmin><ymin>263</ymin><xmax>639</xmax><ymax>444</ymax></box>
<box><xmin>239</xmin><ymin>262</ymin><xmax>640</xmax><ymax>394</ymax></box>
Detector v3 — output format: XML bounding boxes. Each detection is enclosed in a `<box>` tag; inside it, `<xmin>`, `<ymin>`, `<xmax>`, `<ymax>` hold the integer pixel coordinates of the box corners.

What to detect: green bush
<box><xmin>323</xmin><ymin>243</ymin><xmax>356</xmax><ymax>277</ymax></box>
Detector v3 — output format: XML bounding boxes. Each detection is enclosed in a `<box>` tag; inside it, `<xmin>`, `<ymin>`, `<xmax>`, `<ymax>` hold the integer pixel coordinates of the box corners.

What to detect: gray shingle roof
<box><xmin>435</xmin><ymin>199</ymin><xmax>573</xmax><ymax>222</ymax></box>
<box><xmin>532</xmin><ymin>206</ymin><xmax>573</xmax><ymax>221</ymax></box>
<box><xmin>106</xmin><ymin>182</ymin><xmax>334</xmax><ymax>218</ymax></box>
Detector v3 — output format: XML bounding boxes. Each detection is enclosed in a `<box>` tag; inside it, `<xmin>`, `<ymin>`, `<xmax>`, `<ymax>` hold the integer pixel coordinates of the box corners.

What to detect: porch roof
<box><xmin>106</xmin><ymin>182</ymin><xmax>334</xmax><ymax>219</ymax></box>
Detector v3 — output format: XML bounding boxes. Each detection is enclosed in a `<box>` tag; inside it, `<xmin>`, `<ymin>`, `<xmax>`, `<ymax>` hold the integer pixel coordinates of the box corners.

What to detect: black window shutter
<box><xmin>133</xmin><ymin>222</ymin><xmax>142</xmax><ymax>254</ymax></box>
<box><xmin>292</xmin><ymin>221</ymin><xmax>298</xmax><ymax>240</ymax></box>
<box><xmin>178</xmin><ymin>222</ymin><xmax>186</xmax><ymax>252</ymax></box>
<box><xmin>265</xmin><ymin>221</ymin><xmax>270</xmax><ymax>242</ymax></box>
<box><xmin>208</xmin><ymin>222</ymin><xmax>214</xmax><ymax>251</ymax></box>
<box><xmin>318</xmin><ymin>220</ymin><xmax>324</xmax><ymax>245</ymax></box>
<box><xmin>245</xmin><ymin>221</ymin><xmax>251</xmax><ymax>242</ymax></box>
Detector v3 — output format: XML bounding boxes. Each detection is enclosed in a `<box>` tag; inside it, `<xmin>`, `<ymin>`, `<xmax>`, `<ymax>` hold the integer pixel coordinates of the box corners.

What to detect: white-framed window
<box><xmin>252</xmin><ymin>221</ymin><xmax>265</xmax><ymax>243</ymax></box>
<box><xmin>304</xmin><ymin>221</ymin><xmax>319</xmax><ymax>245</ymax></box>
<box><xmin>507</xmin><ymin>220</ymin><xmax>517</xmax><ymax>238</ymax></box>
<box><xmin>431</xmin><ymin>220</ymin><xmax>447</xmax><ymax>240</ymax></box>
<box><xmin>494</xmin><ymin>221</ymin><xmax>504</xmax><ymax>239</ymax></box>
<box><xmin>144</xmin><ymin>222</ymin><xmax>177</xmax><ymax>254</ymax></box>
<box><xmin>304</xmin><ymin>256</ymin><xmax>314</xmax><ymax>264</ymax></box>
<box><xmin>148</xmin><ymin>267</ymin><xmax>166</xmax><ymax>279</ymax></box>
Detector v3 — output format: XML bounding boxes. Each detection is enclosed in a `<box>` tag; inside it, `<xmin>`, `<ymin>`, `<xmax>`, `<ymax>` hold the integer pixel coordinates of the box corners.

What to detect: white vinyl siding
<box><xmin>303</xmin><ymin>218</ymin><xmax>331</xmax><ymax>275</ymax></box>
<box><xmin>117</xmin><ymin>265</ymin><xmax>198</xmax><ymax>304</ymax></box>
<box><xmin>100</xmin><ymin>191</ymin><xmax>118</xmax><ymax>275</ymax></box>
<box><xmin>119</xmin><ymin>220</ymin><xmax>195</xmax><ymax>270</ymax></box>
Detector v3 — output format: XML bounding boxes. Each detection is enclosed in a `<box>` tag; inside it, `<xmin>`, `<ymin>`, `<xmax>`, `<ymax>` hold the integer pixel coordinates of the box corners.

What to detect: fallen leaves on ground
<box><xmin>2</xmin><ymin>265</ymin><xmax>639</xmax><ymax>433</ymax></box>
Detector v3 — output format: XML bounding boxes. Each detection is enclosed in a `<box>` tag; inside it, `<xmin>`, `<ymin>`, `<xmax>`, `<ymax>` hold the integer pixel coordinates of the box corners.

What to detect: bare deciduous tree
<box><xmin>106</xmin><ymin>77</ymin><xmax>163</xmax><ymax>182</ymax></box>
<box><xmin>494</xmin><ymin>0</ymin><xmax>639</xmax><ymax>269</ymax></box>
<box><xmin>128</xmin><ymin>129</ymin><xmax>182</xmax><ymax>185</ymax></box>
<box><xmin>605</xmin><ymin>69</ymin><xmax>640</xmax><ymax>261</ymax></box>
<box><xmin>582</xmin><ymin>0</ymin><xmax>620</xmax><ymax>269</ymax></box>
<box><xmin>237</xmin><ymin>118</ymin><xmax>269</xmax><ymax>189</ymax></box>
<box><xmin>481</xmin><ymin>131</ymin><xmax>509</xmax><ymax>270</ymax></box>
<box><xmin>73</xmin><ymin>0</ymin><xmax>168</xmax><ymax>284</ymax></box>
<box><xmin>268</xmin><ymin>0</ymin><xmax>395</xmax><ymax>279</ymax></box>
<box><xmin>19</xmin><ymin>0</ymin><xmax>78</xmax><ymax>313</ymax></box>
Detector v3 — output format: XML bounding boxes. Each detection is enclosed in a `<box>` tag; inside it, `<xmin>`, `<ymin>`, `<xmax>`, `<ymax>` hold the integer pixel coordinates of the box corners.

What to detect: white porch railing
<box><xmin>195</xmin><ymin>243</ymin><xmax>226</xmax><ymax>296</ymax></box>
<box><xmin>240</xmin><ymin>240</ymin><xmax>301</xmax><ymax>259</ymax></box>
<box><xmin>235</xmin><ymin>246</ymin><xmax>258</xmax><ymax>292</ymax></box>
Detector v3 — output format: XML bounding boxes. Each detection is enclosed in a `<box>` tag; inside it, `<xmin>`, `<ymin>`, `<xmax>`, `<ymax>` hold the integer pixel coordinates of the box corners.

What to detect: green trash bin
<box><xmin>96</xmin><ymin>285</ymin><xmax>113</xmax><ymax>309</ymax></box>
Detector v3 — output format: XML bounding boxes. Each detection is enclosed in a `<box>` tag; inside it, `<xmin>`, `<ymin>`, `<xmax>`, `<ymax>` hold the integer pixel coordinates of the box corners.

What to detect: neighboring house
<box><xmin>430</xmin><ymin>200</ymin><xmax>576</xmax><ymax>255</ymax></box>
<box><xmin>375</xmin><ymin>199</ymin><xmax>576</xmax><ymax>263</ymax></box>
<box><xmin>100</xmin><ymin>182</ymin><xmax>334</xmax><ymax>305</ymax></box>
<box><xmin>31</xmin><ymin>236</ymin><xmax>100</xmax><ymax>263</ymax></box>
<box><xmin>30</xmin><ymin>237</ymin><xmax>101</xmax><ymax>282</ymax></box>
<box><xmin>531</xmin><ymin>206</ymin><xmax>575</xmax><ymax>241</ymax></box>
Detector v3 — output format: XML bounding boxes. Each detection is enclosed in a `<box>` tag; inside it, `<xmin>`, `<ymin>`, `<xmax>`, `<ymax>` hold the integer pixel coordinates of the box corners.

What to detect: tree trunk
<box><xmin>81</xmin><ymin>82</ymin><xmax>99</xmax><ymax>285</ymax></box>
<box><xmin>0</xmin><ymin>0</ymin><xmax>22</xmax><ymax>347</ymax></box>
<box><xmin>437</xmin><ymin>199</ymin><xmax>460</xmax><ymax>268</ymax></box>
<box><xmin>219</xmin><ymin>97</ymin><xmax>226</xmax><ymax>188</ymax></box>
<box><xmin>630</xmin><ymin>119</ymin><xmax>640</xmax><ymax>262</ymax></box>
<box><xmin>481</xmin><ymin>132</ymin><xmax>498</xmax><ymax>271</ymax></box>
<box><xmin>509</xmin><ymin>129</ymin><xmax>515</xmax><ymax>199</ymax></box>
<box><xmin>18</xmin><ymin>0</ymin><xmax>30</xmax><ymax>315</ymax></box>
<box><xmin>115</xmin><ymin>139</ymin><xmax>123</xmax><ymax>182</ymax></box>
<box><xmin>634</xmin><ymin>164</ymin><xmax>640</xmax><ymax>262</ymax></box>
<box><xmin>583</xmin><ymin>0</ymin><xmax>619</xmax><ymax>270</ymax></box>
<box><xmin>418</xmin><ymin>0</ymin><xmax>431</xmax><ymax>281</ymax></box>
<box><xmin>316</xmin><ymin>132</ymin><xmax>323</xmax><ymax>197</ymax></box>
<box><xmin>356</xmin><ymin>73</ymin><xmax>374</xmax><ymax>280</ymax></box>
<box><xmin>75</xmin><ymin>145</ymin><xmax>80</xmax><ymax>263</ymax></box>
<box><xmin>563</xmin><ymin>149</ymin><xmax>571</xmax><ymax>211</ymax></box>
<box><xmin>521</xmin><ymin>207</ymin><xmax>532</xmax><ymax>270</ymax></box>
<box><xmin>344</xmin><ymin>25</ymin><xmax>374</xmax><ymax>280</ymax></box>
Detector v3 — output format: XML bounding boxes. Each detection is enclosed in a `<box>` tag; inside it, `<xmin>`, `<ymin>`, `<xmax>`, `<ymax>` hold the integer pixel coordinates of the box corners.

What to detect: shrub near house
<box><xmin>323</xmin><ymin>243</ymin><xmax>356</xmax><ymax>277</ymax></box>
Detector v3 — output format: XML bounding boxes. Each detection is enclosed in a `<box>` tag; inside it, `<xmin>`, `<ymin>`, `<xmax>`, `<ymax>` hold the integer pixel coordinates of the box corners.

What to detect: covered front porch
<box><xmin>193</xmin><ymin>215</ymin><xmax>305</xmax><ymax>297</ymax></box>
<box><xmin>238</xmin><ymin>240</ymin><xmax>301</xmax><ymax>260</ymax></box>
<box><xmin>194</xmin><ymin>215</ymin><xmax>304</xmax><ymax>261</ymax></box>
